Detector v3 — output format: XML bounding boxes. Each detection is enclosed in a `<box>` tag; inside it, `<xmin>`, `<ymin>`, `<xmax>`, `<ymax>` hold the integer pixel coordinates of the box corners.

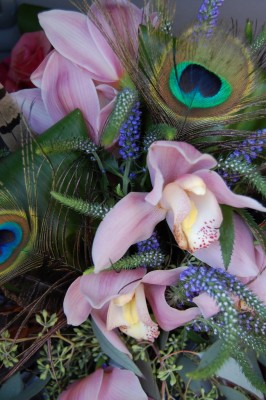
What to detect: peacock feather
<box><xmin>0</xmin><ymin>109</ymin><xmax>96</xmax><ymax>285</ymax></box>
<box><xmin>85</xmin><ymin>0</ymin><xmax>266</xmax><ymax>144</ymax></box>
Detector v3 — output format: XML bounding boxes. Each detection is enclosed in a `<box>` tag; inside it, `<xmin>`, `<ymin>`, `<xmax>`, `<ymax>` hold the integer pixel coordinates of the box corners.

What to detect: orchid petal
<box><xmin>194</xmin><ymin>214</ymin><xmax>261</xmax><ymax>276</ymax></box>
<box><xmin>142</xmin><ymin>267</ymin><xmax>187</xmax><ymax>286</ymax></box>
<box><xmin>145</xmin><ymin>285</ymin><xmax>201</xmax><ymax>331</ymax></box>
<box><xmin>10</xmin><ymin>88</ymin><xmax>52</xmax><ymax>133</ymax></box>
<box><xmin>107</xmin><ymin>284</ymin><xmax>159</xmax><ymax>341</ymax></box>
<box><xmin>92</xmin><ymin>192</ymin><xmax>166</xmax><ymax>271</ymax></box>
<box><xmin>63</xmin><ymin>277</ymin><xmax>92</xmax><ymax>326</ymax></box>
<box><xmin>41</xmin><ymin>51</ymin><xmax>100</xmax><ymax>142</ymax></box>
<box><xmin>247</xmin><ymin>268</ymin><xmax>266</xmax><ymax>305</ymax></box>
<box><xmin>184</xmin><ymin>189</ymin><xmax>222</xmax><ymax>252</ymax></box>
<box><xmin>196</xmin><ymin>170</ymin><xmax>266</xmax><ymax>212</ymax></box>
<box><xmin>30</xmin><ymin>51</ymin><xmax>53</xmax><ymax>88</ymax></box>
<box><xmin>160</xmin><ymin>182</ymin><xmax>192</xmax><ymax>250</ymax></box>
<box><xmin>58</xmin><ymin>369</ymin><xmax>103</xmax><ymax>400</ymax></box>
<box><xmin>146</xmin><ymin>141</ymin><xmax>217</xmax><ymax>206</ymax></box>
<box><xmin>88</xmin><ymin>0</ymin><xmax>143</xmax><ymax>63</ymax></box>
<box><xmin>80</xmin><ymin>269</ymin><xmax>145</xmax><ymax>308</ymax></box>
<box><xmin>92</xmin><ymin>308</ymin><xmax>132</xmax><ymax>356</ymax></box>
<box><xmin>39</xmin><ymin>10</ymin><xmax>121</xmax><ymax>82</ymax></box>
<box><xmin>99</xmin><ymin>368</ymin><xmax>148</xmax><ymax>400</ymax></box>
<box><xmin>193</xmin><ymin>292</ymin><xmax>220</xmax><ymax>318</ymax></box>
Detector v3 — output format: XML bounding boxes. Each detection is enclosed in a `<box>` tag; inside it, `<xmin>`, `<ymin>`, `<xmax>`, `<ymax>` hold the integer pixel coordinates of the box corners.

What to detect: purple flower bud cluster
<box><xmin>218</xmin><ymin>129</ymin><xmax>266</xmax><ymax>186</ymax></box>
<box><xmin>239</xmin><ymin>313</ymin><xmax>266</xmax><ymax>335</ymax></box>
<box><xmin>118</xmin><ymin>102</ymin><xmax>141</xmax><ymax>160</ymax></box>
<box><xmin>197</xmin><ymin>0</ymin><xmax>224</xmax><ymax>32</ymax></box>
<box><xmin>137</xmin><ymin>232</ymin><xmax>160</xmax><ymax>253</ymax></box>
<box><xmin>229</xmin><ymin>130</ymin><xmax>266</xmax><ymax>164</ymax></box>
<box><xmin>180</xmin><ymin>265</ymin><xmax>238</xmax><ymax>301</ymax></box>
<box><xmin>137</xmin><ymin>232</ymin><xmax>161</xmax><ymax>267</ymax></box>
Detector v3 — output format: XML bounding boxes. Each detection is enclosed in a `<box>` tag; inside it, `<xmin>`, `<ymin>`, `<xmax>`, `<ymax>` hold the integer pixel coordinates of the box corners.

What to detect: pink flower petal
<box><xmin>92</xmin><ymin>192</ymin><xmax>166</xmax><ymax>271</ymax></box>
<box><xmin>196</xmin><ymin>170</ymin><xmax>266</xmax><ymax>212</ymax></box>
<box><xmin>99</xmin><ymin>368</ymin><xmax>148</xmax><ymax>400</ymax></box>
<box><xmin>142</xmin><ymin>267</ymin><xmax>187</xmax><ymax>286</ymax></box>
<box><xmin>184</xmin><ymin>189</ymin><xmax>222</xmax><ymax>251</ymax></box>
<box><xmin>143</xmin><ymin>268</ymin><xmax>202</xmax><ymax>330</ymax></box>
<box><xmin>10</xmin><ymin>88</ymin><xmax>53</xmax><ymax>133</ymax></box>
<box><xmin>88</xmin><ymin>0</ymin><xmax>143</xmax><ymax>63</ymax></box>
<box><xmin>63</xmin><ymin>277</ymin><xmax>92</xmax><ymax>326</ymax></box>
<box><xmin>194</xmin><ymin>214</ymin><xmax>262</xmax><ymax>276</ymax></box>
<box><xmin>58</xmin><ymin>369</ymin><xmax>103</xmax><ymax>400</ymax></box>
<box><xmin>39</xmin><ymin>10</ymin><xmax>121</xmax><ymax>82</ymax></box>
<box><xmin>41</xmin><ymin>51</ymin><xmax>100</xmax><ymax>142</ymax></box>
<box><xmin>193</xmin><ymin>292</ymin><xmax>220</xmax><ymax>318</ymax></box>
<box><xmin>80</xmin><ymin>269</ymin><xmax>146</xmax><ymax>308</ymax></box>
<box><xmin>145</xmin><ymin>285</ymin><xmax>201</xmax><ymax>331</ymax></box>
<box><xmin>30</xmin><ymin>51</ymin><xmax>54</xmax><ymax>88</ymax></box>
<box><xmin>247</xmin><ymin>267</ymin><xmax>266</xmax><ymax>305</ymax></box>
<box><xmin>92</xmin><ymin>308</ymin><xmax>132</xmax><ymax>356</ymax></box>
<box><xmin>146</xmin><ymin>141</ymin><xmax>217</xmax><ymax>206</ymax></box>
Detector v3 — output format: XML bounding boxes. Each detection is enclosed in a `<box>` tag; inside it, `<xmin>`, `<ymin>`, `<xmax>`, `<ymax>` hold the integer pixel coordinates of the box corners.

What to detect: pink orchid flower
<box><xmin>188</xmin><ymin>215</ymin><xmax>266</xmax><ymax>318</ymax></box>
<box><xmin>194</xmin><ymin>214</ymin><xmax>265</xmax><ymax>277</ymax></box>
<box><xmin>92</xmin><ymin>141</ymin><xmax>265</xmax><ymax>272</ymax></box>
<box><xmin>10</xmin><ymin>1</ymin><xmax>145</xmax><ymax>143</ymax></box>
<box><xmin>58</xmin><ymin>367</ymin><xmax>148</xmax><ymax>400</ymax></box>
<box><xmin>63</xmin><ymin>268</ymin><xmax>201</xmax><ymax>348</ymax></box>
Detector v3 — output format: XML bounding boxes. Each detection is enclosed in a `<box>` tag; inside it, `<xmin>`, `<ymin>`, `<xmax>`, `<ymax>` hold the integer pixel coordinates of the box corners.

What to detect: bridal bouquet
<box><xmin>0</xmin><ymin>0</ymin><xmax>265</xmax><ymax>399</ymax></box>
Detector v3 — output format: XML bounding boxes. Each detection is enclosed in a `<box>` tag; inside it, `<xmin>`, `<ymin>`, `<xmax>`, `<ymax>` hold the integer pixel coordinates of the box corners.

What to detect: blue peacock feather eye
<box><xmin>169</xmin><ymin>61</ymin><xmax>232</xmax><ymax>108</ymax></box>
<box><xmin>0</xmin><ymin>221</ymin><xmax>23</xmax><ymax>264</ymax></box>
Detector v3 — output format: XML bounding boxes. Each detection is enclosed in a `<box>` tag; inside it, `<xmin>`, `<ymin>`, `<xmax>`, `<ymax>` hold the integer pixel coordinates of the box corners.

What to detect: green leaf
<box><xmin>188</xmin><ymin>339</ymin><xmax>230</xmax><ymax>380</ymax></box>
<box><xmin>0</xmin><ymin>373</ymin><xmax>24</xmax><ymax>399</ymax></box>
<box><xmin>217</xmin><ymin>357</ymin><xmax>264</xmax><ymax>399</ymax></box>
<box><xmin>136</xmin><ymin>357</ymin><xmax>161</xmax><ymax>400</ymax></box>
<box><xmin>235</xmin><ymin>209</ymin><xmax>266</xmax><ymax>253</ymax></box>
<box><xmin>219</xmin><ymin>205</ymin><xmax>234</xmax><ymax>269</ymax></box>
<box><xmin>218</xmin><ymin>385</ymin><xmax>250</xmax><ymax>400</ymax></box>
<box><xmin>17</xmin><ymin>4</ymin><xmax>48</xmax><ymax>33</ymax></box>
<box><xmin>178</xmin><ymin>355</ymin><xmax>212</xmax><ymax>394</ymax></box>
<box><xmin>91</xmin><ymin>318</ymin><xmax>143</xmax><ymax>377</ymax></box>
<box><xmin>11</xmin><ymin>377</ymin><xmax>50</xmax><ymax>400</ymax></box>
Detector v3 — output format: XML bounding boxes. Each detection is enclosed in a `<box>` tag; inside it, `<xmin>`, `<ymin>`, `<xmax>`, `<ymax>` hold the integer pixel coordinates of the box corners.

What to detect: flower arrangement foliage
<box><xmin>0</xmin><ymin>0</ymin><xmax>266</xmax><ymax>399</ymax></box>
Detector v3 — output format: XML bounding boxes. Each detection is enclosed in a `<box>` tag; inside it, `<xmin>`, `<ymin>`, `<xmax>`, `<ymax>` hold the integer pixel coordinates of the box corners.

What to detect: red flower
<box><xmin>0</xmin><ymin>31</ymin><xmax>51</xmax><ymax>92</ymax></box>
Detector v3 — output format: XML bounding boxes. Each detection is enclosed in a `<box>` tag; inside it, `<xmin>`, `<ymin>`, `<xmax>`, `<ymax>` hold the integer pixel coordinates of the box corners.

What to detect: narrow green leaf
<box><xmin>0</xmin><ymin>373</ymin><xmax>23</xmax><ymax>399</ymax></box>
<box><xmin>218</xmin><ymin>385</ymin><xmax>249</xmax><ymax>400</ymax></box>
<box><xmin>219</xmin><ymin>205</ymin><xmax>234</xmax><ymax>269</ymax></box>
<box><xmin>136</xmin><ymin>357</ymin><xmax>161</xmax><ymax>400</ymax></box>
<box><xmin>91</xmin><ymin>318</ymin><xmax>143</xmax><ymax>377</ymax></box>
<box><xmin>236</xmin><ymin>209</ymin><xmax>266</xmax><ymax>253</ymax></box>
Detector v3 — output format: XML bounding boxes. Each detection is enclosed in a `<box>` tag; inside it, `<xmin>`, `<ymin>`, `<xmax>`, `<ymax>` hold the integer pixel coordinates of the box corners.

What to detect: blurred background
<box><xmin>0</xmin><ymin>0</ymin><xmax>266</xmax><ymax>59</ymax></box>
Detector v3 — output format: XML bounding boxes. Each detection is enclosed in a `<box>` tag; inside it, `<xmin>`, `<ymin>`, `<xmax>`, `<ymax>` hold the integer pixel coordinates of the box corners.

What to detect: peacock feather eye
<box><xmin>136</xmin><ymin>24</ymin><xmax>258</xmax><ymax>131</ymax></box>
<box><xmin>169</xmin><ymin>61</ymin><xmax>232</xmax><ymax>108</ymax></box>
<box><xmin>0</xmin><ymin>215</ymin><xmax>30</xmax><ymax>272</ymax></box>
<box><xmin>0</xmin><ymin>222</ymin><xmax>23</xmax><ymax>264</ymax></box>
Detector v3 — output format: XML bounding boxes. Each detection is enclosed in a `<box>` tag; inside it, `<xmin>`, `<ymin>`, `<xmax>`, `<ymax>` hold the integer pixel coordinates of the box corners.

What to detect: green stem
<box><xmin>122</xmin><ymin>159</ymin><xmax>132</xmax><ymax>195</ymax></box>
<box><xmin>92</xmin><ymin>151</ymin><xmax>109</xmax><ymax>189</ymax></box>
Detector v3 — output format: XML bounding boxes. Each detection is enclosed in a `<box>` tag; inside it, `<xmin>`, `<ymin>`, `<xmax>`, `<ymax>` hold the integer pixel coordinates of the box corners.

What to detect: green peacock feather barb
<box><xmin>0</xmin><ymin>110</ymin><xmax>96</xmax><ymax>285</ymax></box>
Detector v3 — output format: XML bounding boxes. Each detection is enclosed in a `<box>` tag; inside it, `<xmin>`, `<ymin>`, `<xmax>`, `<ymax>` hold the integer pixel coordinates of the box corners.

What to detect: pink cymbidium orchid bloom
<box><xmin>58</xmin><ymin>367</ymin><xmax>148</xmax><ymax>400</ymax></box>
<box><xmin>63</xmin><ymin>268</ymin><xmax>201</xmax><ymax>348</ymax></box>
<box><xmin>10</xmin><ymin>1</ymin><xmax>145</xmax><ymax>142</ymax></box>
<box><xmin>92</xmin><ymin>141</ymin><xmax>265</xmax><ymax>272</ymax></box>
